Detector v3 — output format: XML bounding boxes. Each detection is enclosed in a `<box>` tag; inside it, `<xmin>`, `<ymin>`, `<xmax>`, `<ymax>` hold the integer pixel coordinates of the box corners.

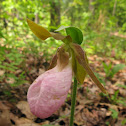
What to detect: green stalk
<box><xmin>70</xmin><ymin>77</ymin><xmax>77</xmax><ymax>126</ymax></box>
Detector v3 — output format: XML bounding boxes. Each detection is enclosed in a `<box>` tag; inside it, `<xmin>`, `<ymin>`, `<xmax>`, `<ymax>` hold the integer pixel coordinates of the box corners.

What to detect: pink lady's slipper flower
<box><xmin>27</xmin><ymin>47</ymin><xmax>72</xmax><ymax>119</ymax></box>
<box><xmin>26</xmin><ymin>19</ymin><xmax>107</xmax><ymax>120</ymax></box>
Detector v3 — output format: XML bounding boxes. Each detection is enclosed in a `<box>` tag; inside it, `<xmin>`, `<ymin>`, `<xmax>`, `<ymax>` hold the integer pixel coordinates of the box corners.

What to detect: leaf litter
<box><xmin>0</xmin><ymin>54</ymin><xmax>126</xmax><ymax>126</ymax></box>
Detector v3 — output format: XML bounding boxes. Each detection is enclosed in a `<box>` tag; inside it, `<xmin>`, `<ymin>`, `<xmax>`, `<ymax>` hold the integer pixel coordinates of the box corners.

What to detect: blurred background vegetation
<box><xmin>0</xmin><ymin>1</ymin><xmax>126</xmax><ymax>125</ymax></box>
<box><xmin>0</xmin><ymin>0</ymin><xmax>126</xmax><ymax>86</ymax></box>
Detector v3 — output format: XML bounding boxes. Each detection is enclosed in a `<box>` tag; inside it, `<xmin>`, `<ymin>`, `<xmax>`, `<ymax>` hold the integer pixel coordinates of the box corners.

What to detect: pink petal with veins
<box><xmin>27</xmin><ymin>64</ymin><xmax>72</xmax><ymax>119</ymax></box>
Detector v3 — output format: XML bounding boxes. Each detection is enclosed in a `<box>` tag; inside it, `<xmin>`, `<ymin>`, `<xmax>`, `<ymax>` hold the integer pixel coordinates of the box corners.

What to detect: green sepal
<box><xmin>71</xmin><ymin>51</ymin><xmax>87</xmax><ymax>84</ymax></box>
<box><xmin>71</xmin><ymin>43</ymin><xmax>107</xmax><ymax>94</ymax></box>
<box><xmin>75</xmin><ymin>60</ymin><xmax>87</xmax><ymax>84</ymax></box>
<box><xmin>27</xmin><ymin>19</ymin><xmax>52</xmax><ymax>40</ymax></box>
<box><xmin>27</xmin><ymin>19</ymin><xmax>65</xmax><ymax>40</ymax></box>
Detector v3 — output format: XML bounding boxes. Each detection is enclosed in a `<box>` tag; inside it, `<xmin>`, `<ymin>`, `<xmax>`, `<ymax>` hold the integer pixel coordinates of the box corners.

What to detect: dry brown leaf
<box><xmin>74</xmin><ymin>112</ymin><xmax>85</xmax><ymax>125</ymax></box>
<box><xmin>0</xmin><ymin>101</ymin><xmax>11</xmax><ymax>126</ymax></box>
<box><xmin>15</xmin><ymin>69</ymin><xmax>22</xmax><ymax>74</ymax></box>
<box><xmin>5</xmin><ymin>77</ymin><xmax>15</xmax><ymax>84</ymax></box>
<box><xmin>0</xmin><ymin>70</ymin><xmax>5</xmax><ymax>76</ymax></box>
<box><xmin>17</xmin><ymin>124</ymin><xmax>40</xmax><ymax>126</ymax></box>
<box><xmin>16</xmin><ymin>101</ymin><xmax>36</xmax><ymax>120</ymax></box>
<box><xmin>99</xmin><ymin>103</ymin><xmax>118</xmax><ymax>111</ymax></box>
<box><xmin>15</xmin><ymin>118</ymin><xmax>40</xmax><ymax>126</ymax></box>
<box><xmin>115</xmin><ymin>117</ymin><xmax>125</xmax><ymax>126</ymax></box>
<box><xmin>119</xmin><ymin>88</ymin><xmax>126</xmax><ymax>97</ymax></box>
<box><xmin>106</xmin><ymin>110</ymin><xmax>112</xmax><ymax>116</ymax></box>
<box><xmin>89</xmin><ymin>86</ymin><xmax>98</xmax><ymax>94</ymax></box>
<box><xmin>59</xmin><ymin>105</ymin><xmax>70</xmax><ymax>116</ymax></box>
<box><xmin>30</xmin><ymin>68</ymin><xmax>37</xmax><ymax>75</ymax></box>
<box><xmin>38</xmin><ymin>68</ymin><xmax>45</xmax><ymax>75</ymax></box>
<box><xmin>10</xmin><ymin>110</ymin><xmax>40</xmax><ymax>126</ymax></box>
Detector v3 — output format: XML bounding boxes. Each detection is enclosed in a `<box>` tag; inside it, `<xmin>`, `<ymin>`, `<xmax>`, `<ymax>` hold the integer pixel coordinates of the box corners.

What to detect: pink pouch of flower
<box><xmin>27</xmin><ymin>64</ymin><xmax>72</xmax><ymax>119</ymax></box>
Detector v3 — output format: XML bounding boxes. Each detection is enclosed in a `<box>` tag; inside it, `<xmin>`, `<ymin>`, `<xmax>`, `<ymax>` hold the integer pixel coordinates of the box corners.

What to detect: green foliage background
<box><xmin>0</xmin><ymin>0</ymin><xmax>126</xmax><ymax>86</ymax></box>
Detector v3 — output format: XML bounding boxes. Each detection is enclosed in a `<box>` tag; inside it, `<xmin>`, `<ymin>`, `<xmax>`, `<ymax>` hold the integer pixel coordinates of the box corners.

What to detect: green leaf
<box><xmin>105</xmin><ymin>121</ymin><xmax>110</xmax><ymax>125</ymax></box>
<box><xmin>102</xmin><ymin>62</ymin><xmax>112</xmax><ymax>76</ymax></box>
<box><xmin>95</xmin><ymin>73</ymin><xmax>106</xmax><ymax>86</ymax></box>
<box><xmin>111</xmin><ymin>90</ymin><xmax>119</xmax><ymax>101</ymax></box>
<box><xmin>55</xmin><ymin>25</ymin><xmax>69</xmax><ymax>32</ymax></box>
<box><xmin>110</xmin><ymin>109</ymin><xmax>118</xmax><ymax>119</ymax></box>
<box><xmin>55</xmin><ymin>26</ymin><xmax>83</xmax><ymax>44</ymax></box>
<box><xmin>117</xmin><ymin>100</ymin><xmax>126</xmax><ymax>106</ymax></box>
<box><xmin>122</xmin><ymin>119</ymin><xmax>126</xmax><ymax>125</ymax></box>
<box><xmin>116</xmin><ymin>84</ymin><xmax>126</xmax><ymax>89</ymax></box>
<box><xmin>66</xmin><ymin>27</ymin><xmax>83</xmax><ymax>45</ymax></box>
<box><xmin>4</xmin><ymin>91</ymin><xmax>11</xmax><ymax>96</ymax></box>
<box><xmin>0</xmin><ymin>30</ymin><xmax>4</xmax><ymax>38</ymax></box>
<box><xmin>27</xmin><ymin>19</ymin><xmax>52</xmax><ymax>40</ymax></box>
<box><xmin>109</xmin><ymin>64</ymin><xmax>125</xmax><ymax>78</ymax></box>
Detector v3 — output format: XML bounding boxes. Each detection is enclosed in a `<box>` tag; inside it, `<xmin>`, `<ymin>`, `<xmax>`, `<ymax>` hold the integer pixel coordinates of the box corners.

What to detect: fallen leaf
<box><xmin>0</xmin><ymin>70</ymin><xmax>5</xmax><ymax>76</ymax></box>
<box><xmin>0</xmin><ymin>101</ymin><xmax>11</xmax><ymax>126</ymax></box>
<box><xmin>16</xmin><ymin>101</ymin><xmax>36</xmax><ymax>120</ymax></box>
<box><xmin>5</xmin><ymin>77</ymin><xmax>15</xmax><ymax>84</ymax></box>
<box><xmin>39</xmin><ymin>68</ymin><xmax>45</xmax><ymax>75</ymax></box>
<box><xmin>16</xmin><ymin>118</ymin><xmax>40</xmax><ymax>126</ymax></box>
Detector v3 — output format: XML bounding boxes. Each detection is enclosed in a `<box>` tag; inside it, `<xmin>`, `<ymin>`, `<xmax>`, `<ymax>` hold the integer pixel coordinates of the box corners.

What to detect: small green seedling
<box><xmin>103</xmin><ymin>62</ymin><xmax>125</xmax><ymax>78</ymax></box>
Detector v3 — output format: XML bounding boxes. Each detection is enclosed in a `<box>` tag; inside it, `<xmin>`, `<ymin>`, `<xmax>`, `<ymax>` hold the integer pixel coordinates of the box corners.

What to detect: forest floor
<box><xmin>0</xmin><ymin>54</ymin><xmax>126</xmax><ymax>126</ymax></box>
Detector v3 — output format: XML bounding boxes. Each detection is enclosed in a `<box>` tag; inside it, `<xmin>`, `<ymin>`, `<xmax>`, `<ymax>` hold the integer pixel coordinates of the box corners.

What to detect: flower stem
<box><xmin>70</xmin><ymin>77</ymin><xmax>77</xmax><ymax>126</ymax></box>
